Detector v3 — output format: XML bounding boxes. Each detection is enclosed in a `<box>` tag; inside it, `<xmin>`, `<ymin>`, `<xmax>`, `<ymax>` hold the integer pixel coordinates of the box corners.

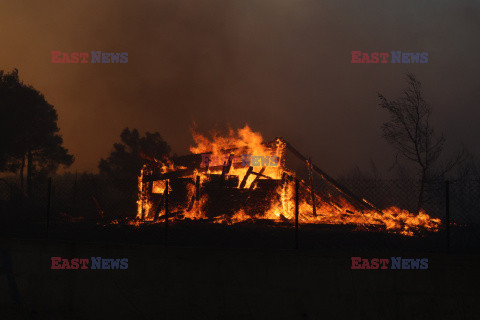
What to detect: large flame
<box><xmin>190</xmin><ymin>124</ymin><xmax>284</xmax><ymax>188</ymax></box>
<box><xmin>136</xmin><ymin>125</ymin><xmax>441</xmax><ymax>236</ymax></box>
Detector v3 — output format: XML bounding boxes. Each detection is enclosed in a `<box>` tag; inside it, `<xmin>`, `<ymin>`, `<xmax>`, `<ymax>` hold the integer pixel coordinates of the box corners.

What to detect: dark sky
<box><xmin>1</xmin><ymin>0</ymin><xmax>479</xmax><ymax>176</ymax></box>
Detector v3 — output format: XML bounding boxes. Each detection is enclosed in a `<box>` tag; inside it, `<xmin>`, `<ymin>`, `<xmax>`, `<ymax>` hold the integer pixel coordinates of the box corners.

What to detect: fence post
<box><xmin>295</xmin><ymin>178</ymin><xmax>299</xmax><ymax>249</ymax></box>
<box><xmin>308</xmin><ymin>158</ymin><xmax>316</xmax><ymax>217</ymax></box>
<box><xmin>445</xmin><ymin>180</ymin><xmax>450</xmax><ymax>253</ymax></box>
<box><xmin>140</xmin><ymin>178</ymin><xmax>145</xmax><ymax>221</ymax></box>
<box><xmin>46</xmin><ymin>177</ymin><xmax>52</xmax><ymax>240</ymax></box>
<box><xmin>165</xmin><ymin>180</ymin><xmax>169</xmax><ymax>245</ymax></box>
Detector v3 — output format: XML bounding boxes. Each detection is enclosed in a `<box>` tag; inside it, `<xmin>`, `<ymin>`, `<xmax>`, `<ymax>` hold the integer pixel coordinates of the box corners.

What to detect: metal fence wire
<box><xmin>0</xmin><ymin>176</ymin><xmax>479</xmax><ymax>250</ymax></box>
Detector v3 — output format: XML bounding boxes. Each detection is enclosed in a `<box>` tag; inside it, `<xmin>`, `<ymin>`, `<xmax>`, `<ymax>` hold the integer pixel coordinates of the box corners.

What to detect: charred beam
<box><xmin>144</xmin><ymin>169</ymin><xmax>193</xmax><ymax>182</ymax></box>
<box><xmin>248</xmin><ymin>167</ymin><xmax>266</xmax><ymax>191</ymax></box>
<box><xmin>154</xmin><ymin>195</ymin><xmax>165</xmax><ymax>221</ymax></box>
<box><xmin>158</xmin><ymin>210</ymin><xmax>182</xmax><ymax>220</ymax></box>
<box><xmin>164</xmin><ymin>180</ymin><xmax>169</xmax><ymax>244</ymax></box>
<box><xmin>195</xmin><ymin>175</ymin><xmax>200</xmax><ymax>203</ymax></box>
<box><xmin>250</xmin><ymin>171</ymin><xmax>273</xmax><ymax>179</ymax></box>
<box><xmin>294</xmin><ymin>178</ymin><xmax>299</xmax><ymax>249</ymax></box>
<box><xmin>243</xmin><ymin>167</ymin><xmax>267</xmax><ymax>206</ymax></box>
<box><xmin>144</xmin><ymin>164</ymin><xmax>234</xmax><ymax>182</ymax></box>
<box><xmin>186</xmin><ymin>194</ymin><xmax>195</xmax><ymax>212</ymax></box>
<box><xmin>221</xmin><ymin>154</ymin><xmax>234</xmax><ymax>177</ymax></box>
<box><xmin>239</xmin><ymin>166</ymin><xmax>253</xmax><ymax>189</ymax></box>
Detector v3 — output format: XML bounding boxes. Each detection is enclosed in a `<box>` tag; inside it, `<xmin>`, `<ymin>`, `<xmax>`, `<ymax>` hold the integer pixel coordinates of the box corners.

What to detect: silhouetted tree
<box><xmin>99</xmin><ymin>128</ymin><xmax>171</xmax><ymax>181</ymax></box>
<box><xmin>0</xmin><ymin>69</ymin><xmax>74</xmax><ymax>195</ymax></box>
<box><xmin>378</xmin><ymin>73</ymin><xmax>464</xmax><ymax>210</ymax></box>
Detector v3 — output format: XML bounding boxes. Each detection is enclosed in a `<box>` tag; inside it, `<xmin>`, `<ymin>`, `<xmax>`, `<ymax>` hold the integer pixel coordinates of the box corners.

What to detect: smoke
<box><xmin>0</xmin><ymin>0</ymin><xmax>478</xmax><ymax>175</ymax></box>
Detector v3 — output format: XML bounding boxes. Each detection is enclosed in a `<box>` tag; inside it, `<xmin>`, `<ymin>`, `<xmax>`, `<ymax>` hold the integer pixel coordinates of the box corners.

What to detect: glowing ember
<box><xmin>135</xmin><ymin>125</ymin><xmax>441</xmax><ymax>236</ymax></box>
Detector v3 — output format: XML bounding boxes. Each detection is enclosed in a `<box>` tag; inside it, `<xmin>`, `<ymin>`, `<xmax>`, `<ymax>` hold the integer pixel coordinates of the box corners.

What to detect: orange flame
<box><xmin>135</xmin><ymin>125</ymin><xmax>441</xmax><ymax>236</ymax></box>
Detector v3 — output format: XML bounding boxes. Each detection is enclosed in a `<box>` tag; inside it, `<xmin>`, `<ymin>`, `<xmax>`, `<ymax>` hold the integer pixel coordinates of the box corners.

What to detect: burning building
<box><xmin>136</xmin><ymin>125</ymin><xmax>441</xmax><ymax>236</ymax></box>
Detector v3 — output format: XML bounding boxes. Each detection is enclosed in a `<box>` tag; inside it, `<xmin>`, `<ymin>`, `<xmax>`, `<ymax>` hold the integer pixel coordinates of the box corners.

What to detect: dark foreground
<box><xmin>1</xmin><ymin>221</ymin><xmax>480</xmax><ymax>319</ymax></box>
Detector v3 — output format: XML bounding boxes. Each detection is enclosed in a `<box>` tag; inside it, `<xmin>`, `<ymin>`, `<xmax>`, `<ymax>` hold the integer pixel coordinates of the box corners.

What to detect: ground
<box><xmin>1</xmin><ymin>230</ymin><xmax>479</xmax><ymax>320</ymax></box>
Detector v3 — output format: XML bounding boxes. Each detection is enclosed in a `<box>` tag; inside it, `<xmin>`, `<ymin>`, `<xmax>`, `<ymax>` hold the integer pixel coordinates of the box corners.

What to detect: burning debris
<box><xmin>136</xmin><ymin>125</ymin><xmax>441</xmax><ymax>236</ymax></box>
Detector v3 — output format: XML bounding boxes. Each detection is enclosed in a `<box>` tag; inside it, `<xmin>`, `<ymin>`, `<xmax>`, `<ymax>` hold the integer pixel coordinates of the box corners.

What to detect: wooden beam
<box><xmin>143</xmin><ymin>164</ymin><xmax>235</xmax><ymax>182</ymax></box>
<box><xmin>195</xmin><ymin>175</ymin><xmax>200</xmax><ymax>203</ymax></box>
<box><xmin>164</xmin><ymin>180</ymin><xmax>169</xmax><ymax>244</ymax></box>
<box><xmin>294</xmin><ymin>178</ymin><xmax>299</xmax><ymax>249</ymax></box>
<box><xmin>221</xmin><ymin>154</ymin><xmax>234</xmax><ymax>178</ymax></box>
<box><xmin>239</xmin><ymin>166</ymin><xmax>253</xmax><ymax>189</ymax></box>
<box><xmin>282</xmin><ymin>140</ymin><xmax>382</xmax><ymax>214</ymax></box>
<box><xmin>248</xmin><ymin>167</ymin><xmax>266</xmax><ymax>191</ymax></box>
<box><xmin>186</xmin><ymin>194</ymin><xmax>195</xmax><ymax>212</ymax></box>
<box><xmin>243</xmin><ymin>167</ymin><xmax>267</xmax><ymax>206</ymax></box>
<box><xmin>250</xmin><ymin>171</ymin><xmax>273</xmax><ymax>179</ymax></box>
<box><xmin>154</xmin><ymin>195</ymin><xmax>165</xmax><ymax>220</ymax></box>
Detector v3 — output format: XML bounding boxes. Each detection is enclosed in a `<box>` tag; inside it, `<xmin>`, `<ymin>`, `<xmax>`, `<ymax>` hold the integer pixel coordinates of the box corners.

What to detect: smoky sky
<box><xmin>1</xmin><ymin>0</ymin><xmax>479</xmax><ymax>176</ymax></box>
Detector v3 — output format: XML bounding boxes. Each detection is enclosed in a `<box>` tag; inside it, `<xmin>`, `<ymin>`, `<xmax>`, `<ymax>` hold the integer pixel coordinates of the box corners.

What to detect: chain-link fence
<box><xmin>0</xmin><ymin>174</ymin><xmax>137</xmax><ymax>223</ymax></box>
<box><xmin>338</xmin><ymin>179</ymin><xmax>446</xmax><ymax>219</ymax></box>
<box><xmin>1</xmin><ymin>175</ymin><xmax>479</xmax><ymax>251</ymax></box>
<box><xmin>448</xmin><ymin>179</ymin><xmax>480</xmax><ymax>250</ymax></box>
<box><xmin>338</xmin><ymin>179</ymin><xmax>480</xmax><ymax>227</ymax></box>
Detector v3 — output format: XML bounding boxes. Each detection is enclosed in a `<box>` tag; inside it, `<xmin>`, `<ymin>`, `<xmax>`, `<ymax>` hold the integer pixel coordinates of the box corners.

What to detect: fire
<box><xmin>189</xmin><ymin>124</ymin><xmax>284</xmax><ymax>188</ymax></box>
<box><xmin>135</xmin><ymin>124</ymin><xmax>441</xmax><ymax>236</ymax></box>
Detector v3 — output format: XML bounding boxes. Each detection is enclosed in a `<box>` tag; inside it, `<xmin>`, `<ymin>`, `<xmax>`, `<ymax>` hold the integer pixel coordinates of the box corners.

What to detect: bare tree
<box><xmin>378</xmin><ymin>73</ymin><xmax>462</xmax><ymax>210</ymax></box>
